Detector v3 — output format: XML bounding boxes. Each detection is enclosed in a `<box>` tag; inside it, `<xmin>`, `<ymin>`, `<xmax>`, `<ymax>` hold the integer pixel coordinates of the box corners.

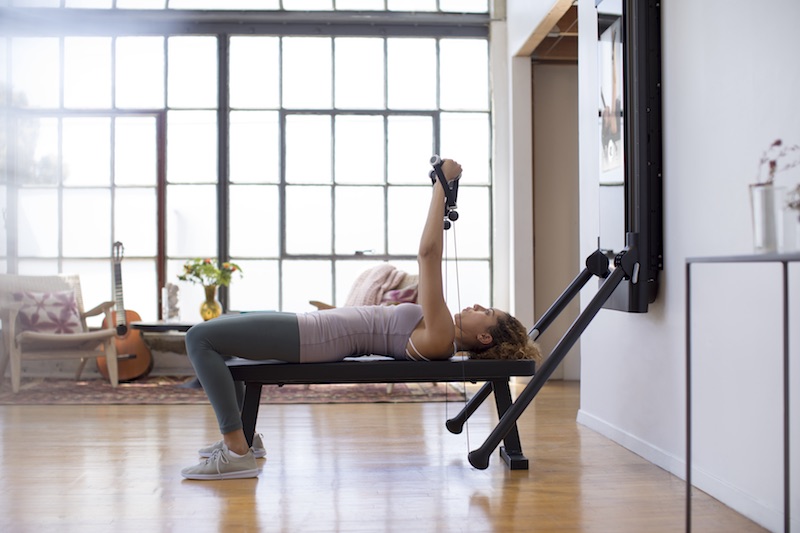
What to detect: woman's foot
<box><xmin>181</xmin><ymin>446</ymin><xmax>259</xmax><ymax>480</ymax></box>
<box><xmin>198</xmin><ymin>433</ymin><xmax>267</xmax><ymax>459</ymax></box>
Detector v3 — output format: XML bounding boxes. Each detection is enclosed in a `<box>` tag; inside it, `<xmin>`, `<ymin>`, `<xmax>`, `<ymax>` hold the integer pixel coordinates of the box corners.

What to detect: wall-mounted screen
<box><xmin>596</xmin><ymin>0</ymin><xmax>663</xmax><ymax>313</ymax></box>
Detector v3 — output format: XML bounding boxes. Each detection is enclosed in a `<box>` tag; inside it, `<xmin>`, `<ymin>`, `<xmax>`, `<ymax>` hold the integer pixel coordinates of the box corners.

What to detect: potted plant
<box><xmin>178</xmin><ymin>258</ymin><xmax>243</xmax><ymax>320</ymax></box>
<box><xmin>750</xmin><ymin>139</ymin><xmax>800</xmax><ymax>252</ymax></box>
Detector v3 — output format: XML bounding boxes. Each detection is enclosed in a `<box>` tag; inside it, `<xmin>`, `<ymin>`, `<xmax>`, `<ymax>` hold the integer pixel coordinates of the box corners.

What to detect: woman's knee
<box><xmin>184</xmin><ymin>321</ymin><xmax>215</xmax><ymax>356</ymax></box>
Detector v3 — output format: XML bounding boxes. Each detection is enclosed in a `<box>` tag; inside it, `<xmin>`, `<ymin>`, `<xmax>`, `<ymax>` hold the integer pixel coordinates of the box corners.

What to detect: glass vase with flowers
<box><xmin>751</xmin><ymin>139</ymin><xmax>800</xmax><ymax>252</ymax></box>
<box><xmin>178</xmin><ymin>258</ymin><xmax>243</xmax><ymax>320</ymax></box>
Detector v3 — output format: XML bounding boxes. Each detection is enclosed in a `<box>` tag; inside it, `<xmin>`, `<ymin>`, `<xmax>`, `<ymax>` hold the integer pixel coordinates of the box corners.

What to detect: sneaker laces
<box><xmin>205</xmin><ymin>448</ymin><xmax>230</xmax><ymax>472</ymax></box>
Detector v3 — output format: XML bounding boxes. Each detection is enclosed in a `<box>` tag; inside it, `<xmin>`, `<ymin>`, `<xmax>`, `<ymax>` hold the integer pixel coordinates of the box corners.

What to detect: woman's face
<box><xmin>454</xmin><ymin>304</ymin><xmax>501</xmax><ymax>348</ymax></box>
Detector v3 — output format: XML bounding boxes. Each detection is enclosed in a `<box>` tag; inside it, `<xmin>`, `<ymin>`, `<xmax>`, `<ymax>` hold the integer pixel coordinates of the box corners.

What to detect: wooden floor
<box><xmin>0</xmin><ymin>381</ymin><xmax>764</xmax><ymax>533</ymax></box>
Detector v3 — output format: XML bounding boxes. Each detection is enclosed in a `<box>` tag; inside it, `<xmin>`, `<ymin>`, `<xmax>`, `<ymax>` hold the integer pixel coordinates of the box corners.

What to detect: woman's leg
<box><xmin>184</xmin><ymin>312</ymin><xmax>300</xmax><ymax>451</ymax></box>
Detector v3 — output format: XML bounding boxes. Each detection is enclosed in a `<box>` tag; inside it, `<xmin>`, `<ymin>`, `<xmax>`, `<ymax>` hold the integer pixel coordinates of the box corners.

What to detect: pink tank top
<box><xmin>296</xmin><ymin>303</ymin><xmax>424</xmax><ymax>363</ymax></box>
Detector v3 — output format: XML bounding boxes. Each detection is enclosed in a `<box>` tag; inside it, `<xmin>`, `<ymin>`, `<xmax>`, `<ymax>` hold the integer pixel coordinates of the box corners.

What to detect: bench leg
<box><xmin>491</xmin><ymin>378</ymin><xmax>529</xmax><ymax>470</ymax></box>
<box><xmin>240</xmin><ymin>382</ymin><xmax>263</xmax><ymax>448</ymax></box>
<box><xmin>446</xmin><ymin>382</ymin><xmax>493</xmax><ymax>434</ymax></box>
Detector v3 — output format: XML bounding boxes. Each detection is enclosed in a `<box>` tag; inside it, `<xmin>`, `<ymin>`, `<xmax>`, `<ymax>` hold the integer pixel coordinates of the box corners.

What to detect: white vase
<box><xmin>749</xmin><ymin>184</ymin><xmax>785</xmax><ymax>253</ymax></box>
<box><xmin>782</xmin><ymin>207</ymin><xmax>800</xmax><ymax>251</ymax></box>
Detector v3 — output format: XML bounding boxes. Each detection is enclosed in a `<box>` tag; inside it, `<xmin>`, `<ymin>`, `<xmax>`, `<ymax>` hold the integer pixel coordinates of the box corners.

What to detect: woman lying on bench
<box><xmin>181</xmin><ymin>158</ymin><xmax>542</xmax><ymax>480</ymax></box>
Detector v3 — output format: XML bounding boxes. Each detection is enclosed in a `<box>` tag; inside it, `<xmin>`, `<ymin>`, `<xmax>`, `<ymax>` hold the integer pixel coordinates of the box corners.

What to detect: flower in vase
<box><xmin>756</xmin><ymin>139</ymin><xmax>800</xmax><ymax>185</ymax></box>
<box><xmin>178</xmin><ymin>258</ymin><xmax>243</xmax><ymax>288</ymax></box>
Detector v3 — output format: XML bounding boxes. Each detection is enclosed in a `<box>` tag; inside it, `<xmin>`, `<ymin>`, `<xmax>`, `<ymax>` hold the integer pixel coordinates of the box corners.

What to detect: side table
<box><xmin>686</xmin><ymin>252</ymin><xmax>799</xmax><ymax>532</ymax></box>
<box><xmin>131</xmin><ymin>322</ymin><xmax>198</xmax><ymax>387</ymax></box>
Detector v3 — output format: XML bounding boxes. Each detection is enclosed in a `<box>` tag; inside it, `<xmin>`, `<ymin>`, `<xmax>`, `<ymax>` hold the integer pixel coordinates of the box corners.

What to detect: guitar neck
<box><xmin>114</xmin><ymin>262</ymin><xmax>127</xmax><ymax>327</ymax></box>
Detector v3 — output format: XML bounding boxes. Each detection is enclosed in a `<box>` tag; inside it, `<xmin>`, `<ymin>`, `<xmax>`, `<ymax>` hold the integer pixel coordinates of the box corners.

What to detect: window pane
<box><xmin>439</xmin><ymin>0</ymin><xmax>488</xmax><ymax>13</ymax></box>
<box><xmin>282</xmin><ymin>260</ymin><xmax>331</xmax><ymax>313</ymax></box>
<box><xmin>63</xmin><ymin>189</ymin><xmax>111</xmax><ymax>257</ymax></box>
<box><xmin>228</xmin><ymin>259</ymin><xmax>279</xmax><ymax>312</ymax></box>
<box><xmin>286</xmin><ymin>185</ymin><xmax>331</xmax><ymax>254</ymax></box>
<box><xmin>335</xmin><ymin>0</ymin><xmax>383</xmax><ymax>10</ymax></box>
<box><xmin>117</xmin><ymin>0</ymin><xmax>166</xmax><ymax>8</ymax></box>
<box><xmin>168</xmin><ymin>36</ymin><xmax>218</xmax><ymax>109</ymax></box>
<box><xmin>229</xmin><ymin>111</ymin><xmax>280</xmax><ymax>184</ymax></box>
<box><xmin>0</xmin><ymin>186</ymin><xmax>6</xmax><ymax>257</ymax></box>
<box><xmin>115</xmin><ymin>188</ymin><xmax>158</xmax><ymax>257</ymax></box>
<box><xmin>443</xmin><ymin>186</ymin><xmax>489</xmax><ymax>258</ymax></box>
<box><xmin>440</xmin><ymin>39</ymin><xmax>488</xmax><ymax>111</ymax></box>
<box><xmin>387</xmin><ymin>0</ymin><xmax>435</xmax><ymax>11</ymax></box>
<box><xmin>229</xmin><ymin>184</ymin><xmax>279</xmax><ymax>257</ymax></box>
<box><xmin>115</xmin><ymin>116</ymin><xmax>157</xmax><ymax>186</ymax></box>
<box><xmin>64</xmin><ymin>37</ymin><xmax>111</xmax><ymax>109</ymax></box>
<box><xmin>168</xmin><ymin>0</ymin><xmax>279</xmax><ymax>8</ymax></box>
<box><xmin>387</xmin><ymin>115</ymin><xmax>433</xmax><ymax>184</ymax></box>
<box><xmin>443</xmin><ymin>260</ymin><xmax>490</xmax><ymax>314</ymax></box>
<box><xmin>335</xmin><ymin>38</ymin><xmax>384</xmax><ymax>110</ymax></box>
<box><xmin>116</xmin><ymin>37</ymin><xmax>165</xmax><ymax>109</ymax></box>
<box><xmin>18</xmin><ymin>188</ymin><xmax>58</xmax><ymax>257</ymax></box>
<box><xmin>283</xmin><ymin>0</ymin><xmax>332</xmax><ymax>9</ymax></box>
<box><xmin>387</xmin><ymin>38</ymin><xmax>436</xmax><ymax>110</ymax></box>
<box><xmin>387</xmin><ymin>186</ymin><xmax>428</xmax><ymax>255</ymax></box>
<box><xmin>11</xmin><ymin>38</ymin><xmax>59</xmax><ymax>109</ymax></box>
<box><xmin>441</xmin><ymin>112</ymin><xmax>490</xmax><ymax>185</ymax></box>
<box><xmin>282</xmin><ymin>37</ymin><xmax>331</xmax><ymax>109</ymax></box>
<box><xmin>285</xmin><ymin>114</ymin><xmax>331</xmax><ymax>184</ymax></box>
<box><xmin>230</xmin><ymin>36</ymin><xmax>280</xmax><ymax>109</ymax></box>
<box><xmin>62</xmin><ymin>117</ymin><xmax>111</xmax><ymax>186</ymax></box>
<box><xmin>334</xmin><ymin>115</ymin><xmax>384</xmax><ymax>184</ymax></box>
<box><xmin>167</xmin><ymin>110</ymin><xmax>217</xmax><ymax>183</ymax></box>
<box><xmin>65</xmin><ymin>0</ymin><xmax>113</xmax><ymax>7</ymax></box>
<box><xmin>335</xmin><ymin>186</ymin><xmax>384</xmax><ymax>255</ymax></box>
<box><xmin>166</xmin><ymin>184</ymin><xmax>217</xmax><ymax>257</ymax></box>
<box><xmin>17</xmin><ymin>116</ymin><xmax>59</xmax><ymax>185</ymax></box>
<box><xmin>17</xmin><ymin>260</ymin><xmax>59</xmax><ymax>276</ymax></box>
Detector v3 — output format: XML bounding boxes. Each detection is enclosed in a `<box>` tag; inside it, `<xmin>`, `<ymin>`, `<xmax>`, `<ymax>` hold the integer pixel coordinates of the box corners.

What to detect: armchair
<box><xmin>0</xmin><ymin>274</ymin><xmax>119</xmax><ymax>393</ymax></box>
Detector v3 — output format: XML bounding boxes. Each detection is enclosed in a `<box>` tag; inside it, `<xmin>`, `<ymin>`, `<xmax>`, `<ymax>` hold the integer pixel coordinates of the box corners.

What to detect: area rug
<box><xmin>0</xmin><ymin>376</ymin><xmax>468</xmax><ymax>405</ymax></box>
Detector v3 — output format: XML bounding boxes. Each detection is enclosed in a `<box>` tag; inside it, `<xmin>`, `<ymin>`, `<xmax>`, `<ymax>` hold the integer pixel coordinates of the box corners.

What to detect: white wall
<box><xmin>503</xmin><ymin>0</ymin><xmax>800</xmax><ymax>530</ymax></box>
<box><xmin>532</xmin><ymin>63</ymin><xmax>581</xmax><ymax>380</ymax></box>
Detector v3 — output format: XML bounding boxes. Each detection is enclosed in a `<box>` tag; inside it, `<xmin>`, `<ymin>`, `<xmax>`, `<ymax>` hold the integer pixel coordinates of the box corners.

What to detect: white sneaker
<box><xmin>181</xmin><ymin>446</ymin><xmax>260</xmax><ymax>480</ymax></box>
<box><xmin>198</xmin><ymin>433</ymin><xmax>266</xmax><ymax>459</ymax></box>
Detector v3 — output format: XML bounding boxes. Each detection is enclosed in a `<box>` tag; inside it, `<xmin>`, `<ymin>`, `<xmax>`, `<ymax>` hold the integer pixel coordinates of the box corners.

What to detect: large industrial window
<box><xmin>0</xmin><ymin>5</ymin><xmax>491</xmax><ymax>321</ymax></box>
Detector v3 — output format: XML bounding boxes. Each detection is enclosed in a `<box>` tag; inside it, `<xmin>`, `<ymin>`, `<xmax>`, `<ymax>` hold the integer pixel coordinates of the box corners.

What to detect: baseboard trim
<box><xmin>576</xmin><ymin>409</ymin><xmax>786</xmax><ymax>532</ymax></box>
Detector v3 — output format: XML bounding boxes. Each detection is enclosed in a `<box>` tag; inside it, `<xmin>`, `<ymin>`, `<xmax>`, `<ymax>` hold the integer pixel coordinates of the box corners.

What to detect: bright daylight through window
<box><xmin>0</xmin><ymin>3</ymin><xmax>491</xmax><ymax>322</ymax></box>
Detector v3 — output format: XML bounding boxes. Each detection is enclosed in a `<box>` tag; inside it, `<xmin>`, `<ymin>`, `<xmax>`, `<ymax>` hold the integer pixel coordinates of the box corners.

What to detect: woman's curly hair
<box><xmin>469</xmin><ymin>313</ymin><xmax>543</xmax><ymax>363</ymax></box>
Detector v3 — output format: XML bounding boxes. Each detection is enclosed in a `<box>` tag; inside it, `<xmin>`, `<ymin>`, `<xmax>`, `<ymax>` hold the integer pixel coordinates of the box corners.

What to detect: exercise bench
<box><xmin>228</xmin><ymin>246</ymin><xmax>637</xmax><ymax>471</ymax></box>
<box><xmin>227</xmin><ymin>356</ymin><xmax>537</xmax><ymax>469</ymax></box>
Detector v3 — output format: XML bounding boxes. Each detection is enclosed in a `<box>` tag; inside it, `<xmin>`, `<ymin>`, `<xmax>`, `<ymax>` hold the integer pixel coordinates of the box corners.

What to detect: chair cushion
<box><xmin>12</xmin><ymin>290</ymin><xmax>83</xmax><ymax>334</ymax></box>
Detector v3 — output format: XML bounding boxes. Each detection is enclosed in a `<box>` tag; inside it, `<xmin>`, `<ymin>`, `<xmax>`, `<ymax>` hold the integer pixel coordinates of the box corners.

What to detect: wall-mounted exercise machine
<box><xmin>467</xmin><ymin>0</ymin><xmax>663</xmax><ymax>469</ymax></box>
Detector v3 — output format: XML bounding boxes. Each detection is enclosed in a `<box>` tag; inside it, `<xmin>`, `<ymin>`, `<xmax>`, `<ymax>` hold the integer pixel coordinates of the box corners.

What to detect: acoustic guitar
<box><xmin>97</xmin><ymin>241</ymin><xmax>154</xmax><ymax>382</ymax></box>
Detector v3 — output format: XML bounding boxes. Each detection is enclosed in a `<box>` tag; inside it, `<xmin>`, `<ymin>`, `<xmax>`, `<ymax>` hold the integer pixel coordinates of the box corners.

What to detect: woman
<box><xmin>181</xmin><ymin>159</ymin><xmax>541</xmax><ymax>480</ymax></box>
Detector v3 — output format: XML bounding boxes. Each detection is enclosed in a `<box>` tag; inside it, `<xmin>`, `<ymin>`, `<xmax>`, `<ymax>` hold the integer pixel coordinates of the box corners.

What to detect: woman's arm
<box><xmin>408</xmin><ymin>159</ymin><xmax>462</xmax><ymax>359</ymax></box>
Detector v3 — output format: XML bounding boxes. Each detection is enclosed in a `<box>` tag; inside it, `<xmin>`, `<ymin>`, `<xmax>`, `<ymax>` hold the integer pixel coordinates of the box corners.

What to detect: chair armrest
<box><xmin>83</xmin><ymin>300</ymin><xmax>115</xmax><ymax>317</ymax></box>
<box><xmin>83</xmin><ymin>301</ymin><xmax>116</xmax><ymax>330</ymax></box>
<box><xmin>0</xmin><ymin>301</ymin><xmax>22</xmax><ymax>341</ymax></box>
<box><xmin>309</xmin><ymin>300</ymin><xmax>336</xmax><ymax>310</ymax></box>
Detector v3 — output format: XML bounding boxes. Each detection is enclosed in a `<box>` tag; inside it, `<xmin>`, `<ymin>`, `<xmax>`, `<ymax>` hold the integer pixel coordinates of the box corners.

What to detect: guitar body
<box><xmin>97</xmin><ymin>310</ymin><xmax>153</xmax><ymax>382</ymax></box>
<box><xmin>96</xmin><ymin>241</ymin><xmax>154</xmax><ymax>382</ymax></box>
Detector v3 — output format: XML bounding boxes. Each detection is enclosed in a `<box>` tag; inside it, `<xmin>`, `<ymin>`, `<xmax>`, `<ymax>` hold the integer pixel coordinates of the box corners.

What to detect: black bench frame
<box><xmin>228</xmin><ymin>247</ymin><xmax>634</xmax><ymax>470</ymax></box>
<box><xmin>228</xmin><ymin>357</ymin><xmax>537</xmax><ymax>469</ymax></box>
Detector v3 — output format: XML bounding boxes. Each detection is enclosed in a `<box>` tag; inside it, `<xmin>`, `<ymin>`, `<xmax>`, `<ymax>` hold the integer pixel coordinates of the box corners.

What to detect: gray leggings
<box><xmin>184</xmin><ymin>312</ymin><xmax>300</xmax><ymax>434</ymax></box>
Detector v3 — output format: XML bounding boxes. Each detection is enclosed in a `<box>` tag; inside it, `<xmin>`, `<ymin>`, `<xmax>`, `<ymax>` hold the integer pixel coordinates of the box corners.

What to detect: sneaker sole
<box><xmin>181</xmin><ymin>468</ymin><xmax>261</xmax><ymax>481</ymax></box>
<box><xmin>199</xmin><ymin>449</ymin><xmax>266</xmax><ymax>459</ymax></box>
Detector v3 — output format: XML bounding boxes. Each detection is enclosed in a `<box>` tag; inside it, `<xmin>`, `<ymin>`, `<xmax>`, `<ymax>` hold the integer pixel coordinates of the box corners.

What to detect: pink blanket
<box><xmin>344</xmin><ymin>264</ymin><xmax>410</xmax><ymax>307</ymax></box>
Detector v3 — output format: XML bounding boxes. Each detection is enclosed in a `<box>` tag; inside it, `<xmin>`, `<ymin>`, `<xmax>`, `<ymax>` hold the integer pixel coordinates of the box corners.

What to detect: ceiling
<box><xmin>532</xmin><ymin>5</ymin><xmax>578</xmax><ymax>63</ymax></box>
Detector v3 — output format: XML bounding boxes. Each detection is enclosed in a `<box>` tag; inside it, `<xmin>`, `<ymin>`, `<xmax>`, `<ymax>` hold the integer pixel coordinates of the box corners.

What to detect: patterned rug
<box><xmin>0</xmin><ymin>375</ymin><xmax>467</xmax><ymax>405</ymax></box>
